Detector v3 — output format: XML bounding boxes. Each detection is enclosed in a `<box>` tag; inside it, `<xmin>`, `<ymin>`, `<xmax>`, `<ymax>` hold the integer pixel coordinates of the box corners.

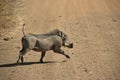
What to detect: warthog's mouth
<box><xmin>64</xmin><ymin>42</ymin><xmax>73</xmax><ymax>48</ymax></box>
<box><xmin>68</xmin><ymin>43</ymin><xmax>73</xmax><ymax>48</ymax></box>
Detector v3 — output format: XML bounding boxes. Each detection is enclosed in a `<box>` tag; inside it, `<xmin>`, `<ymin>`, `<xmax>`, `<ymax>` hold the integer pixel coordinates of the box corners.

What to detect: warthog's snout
<box><xmin>65</xmin><ymin>42</ymin><xmax>73</xmax><ymax>48</ymax></box>
<box><xmin>68</xmin><ymin>43</ymin><xmax>73</xmax><ymax>48</ymax></box>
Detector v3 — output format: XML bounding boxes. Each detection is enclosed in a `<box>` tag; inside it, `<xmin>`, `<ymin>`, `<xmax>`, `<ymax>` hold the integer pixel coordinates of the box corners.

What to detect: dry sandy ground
<box><xmin>0</xmin><ymin>0</ymin><xmax>120</xmax><ymax>80</ymax></box>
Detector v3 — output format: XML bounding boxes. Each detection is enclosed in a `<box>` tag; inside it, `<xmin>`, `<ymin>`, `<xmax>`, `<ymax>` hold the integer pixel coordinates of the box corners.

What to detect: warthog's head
<box><xmin>58</xmin><ymin>31</ymin><xmax>73</xmax><ymax>48</ymax></box>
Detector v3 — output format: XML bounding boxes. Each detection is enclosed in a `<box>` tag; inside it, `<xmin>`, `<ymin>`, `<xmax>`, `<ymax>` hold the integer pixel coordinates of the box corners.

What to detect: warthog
<box><xmin>17</xmin><ymin>24</ymin><xmax>73</xmax><ymax>64</ymax></box>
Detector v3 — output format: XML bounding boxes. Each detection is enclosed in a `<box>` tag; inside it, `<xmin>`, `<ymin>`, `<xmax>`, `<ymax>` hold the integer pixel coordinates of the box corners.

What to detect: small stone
<box><xmin>83</xmin><ymin>68</ymin><xmax>89</xmax><ymax>73</ymax></box>
<box><xmin>11</xmin><ymin>37</ymin><xmax>13</xmax><ymax>39</ymax></box>
<box><xmin>11</xmin><ymin>71</ymin><xmax>15</xmax><ymax>73</ymax></box>
<box><xmin>96</xmin><ymin>25</ymin><xmax>101</xmax><ymax>27</ymax></box>
<box><xmin>85</xmin><ymin>35</ymin><xmax>87</xmax><ymax>37</ymax></box>
<box><xmin>84</xmin><ymin>69</ymin><xmax>88</xmax><ymax>72</ymax></box>
<box><xmin>62</xmin><ymin>60</ymin><xmax>67</xmax><ymax>62</ymax></box>
<box><xmin>76</xmin><ymin>22</ymin><xmax>79</xmax><ymax>25</ymax></box>
<box><xmin>112</xmin><ymin>18</ymin><xmax>117</xmax><ymax>22</ymax></box>
<box><xmin>59</xmin><ymin>16</ymin><xmax>62</xmax><ymax>17</ymax></box>
<box><xmin>94</xmin><ymin>35</ymin><xmax>97</xmax><ymax>37</ymax></box>
<box><xmin>3</xmin><ymin>37</ymin><xmax>10</xmax><ymax>41</ymax></box>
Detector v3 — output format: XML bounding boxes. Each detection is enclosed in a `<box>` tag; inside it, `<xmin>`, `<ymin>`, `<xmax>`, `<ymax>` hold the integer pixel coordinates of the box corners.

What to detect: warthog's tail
<box><xmin>22</xmin><ymin>24</ymin><xmax>26</xmax><ymax>36</ymax></box>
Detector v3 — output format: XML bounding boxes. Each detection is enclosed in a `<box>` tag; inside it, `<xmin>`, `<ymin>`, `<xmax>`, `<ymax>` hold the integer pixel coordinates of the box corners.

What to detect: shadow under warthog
<box><xmin>0</xmin><ymin>61</ymin><xmax>62</xmax><ymax>67</ymax></box>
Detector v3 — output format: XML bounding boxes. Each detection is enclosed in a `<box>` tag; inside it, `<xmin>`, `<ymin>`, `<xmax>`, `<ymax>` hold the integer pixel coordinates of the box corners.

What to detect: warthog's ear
<box><xmin>58</xmin><ymin>31</ymin><xmax>63</xmax><ymax>37</ymax></box>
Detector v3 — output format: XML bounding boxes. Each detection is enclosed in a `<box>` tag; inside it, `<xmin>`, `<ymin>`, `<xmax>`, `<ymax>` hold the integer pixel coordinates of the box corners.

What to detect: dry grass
<box><xmin>0</xmin><ymin>0</ymin><xmax>24</xmax><ymax>38</ymax></box>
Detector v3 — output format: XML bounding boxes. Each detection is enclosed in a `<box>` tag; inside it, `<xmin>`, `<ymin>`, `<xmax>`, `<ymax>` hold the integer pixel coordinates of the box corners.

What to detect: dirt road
<box><xmin>0</xmin><ymin>0</ymin><xmax>120</xmax><ymax>80</ymax></box>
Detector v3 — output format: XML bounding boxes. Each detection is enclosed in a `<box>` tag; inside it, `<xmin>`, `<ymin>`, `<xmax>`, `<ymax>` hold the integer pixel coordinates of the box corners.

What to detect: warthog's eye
<box><xmin>64</xmin><ymin>34</ymin><xmax>67</xmax><ymax>37</ymax></box>
<box><xmin>62</xmin><ymin>35</ymin><xmax>67</xmax><ymax>41</ymax></box>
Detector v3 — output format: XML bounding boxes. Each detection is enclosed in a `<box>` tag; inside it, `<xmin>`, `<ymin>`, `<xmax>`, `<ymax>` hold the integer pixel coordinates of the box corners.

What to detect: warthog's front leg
<box><xmin>40</xmin><ymin>51</ymin><xmax>46</xmax><ymax>63</ymax></box>
<box><xmin>53</xmin><ymin>48</ymin><xmax>70</xmax><ymax>59</ymax></box>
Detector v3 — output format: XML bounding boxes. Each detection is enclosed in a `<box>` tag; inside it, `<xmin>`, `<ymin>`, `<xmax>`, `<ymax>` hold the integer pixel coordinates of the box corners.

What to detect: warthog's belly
<box><xmin>32</xmin><ymin>46</ymin><xmax>52</xmax><ymax>52</ymax></box>
<box><xmin>32</xmin><ymin>47</ymin><xmax>41</xmax><ymax>52</ymax></box>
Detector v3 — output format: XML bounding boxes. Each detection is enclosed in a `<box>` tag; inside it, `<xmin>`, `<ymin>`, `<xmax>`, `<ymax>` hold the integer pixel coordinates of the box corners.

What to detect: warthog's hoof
<box><xmin>16</xmin><ymin>62</ymin><xmax>21</xmax><ymax>65</ymax></box>
<box><xmin>40</xmin><ymin>62</ymin><xmax>44</xmax><ymax>63</ymax></box>
<box><xmin>65</xmin><ymin>55</ymin><xmax>70</xmax><ymax>59</ymax></box>
<box><xmin>16</xmin><ymin>63</ymin><xmax>19</xmax><ymax>65</ymax></box>
<box><xmin>40</xmin><ymin>60</ymin><xmax>44</xmax><ymax>63</ymax></box>
<box><xmin>16</xmin><ymin>60</ymin><xmax>20</xmax><ymax>65</ymax></box>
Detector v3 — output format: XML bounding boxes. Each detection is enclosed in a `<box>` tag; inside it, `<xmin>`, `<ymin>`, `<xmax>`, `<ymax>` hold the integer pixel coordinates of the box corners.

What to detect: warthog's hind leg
<box><xmin>17</xmin><ymin>49</ymin><xmax>28</xmax><ymax>64</ymax></box>
<box><xmin>40</xmin><ymin>51</ymin><xmax>46</xmax><ymax>63</ymax></box>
